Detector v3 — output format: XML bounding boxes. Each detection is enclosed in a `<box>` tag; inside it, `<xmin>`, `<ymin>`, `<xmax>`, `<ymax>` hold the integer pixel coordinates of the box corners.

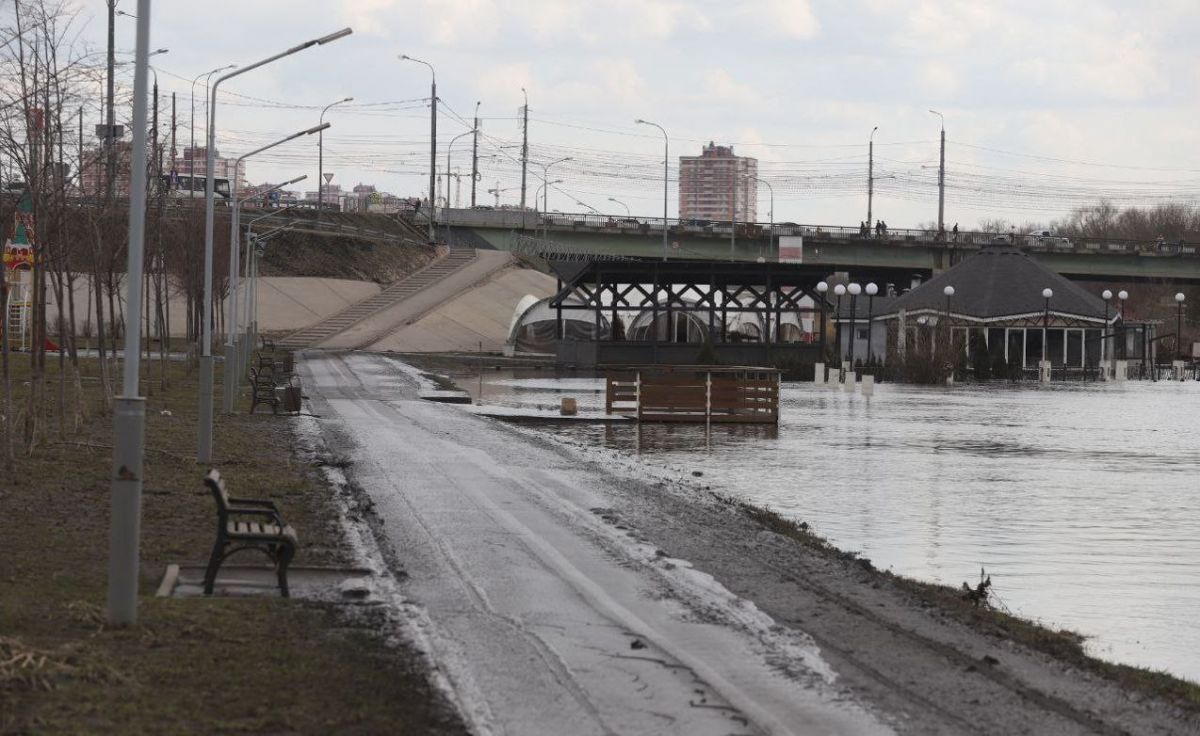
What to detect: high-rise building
<box><xmin>678</xmin><ymin>142</ymin><xmax>757</xmax><ymax>223</ymax></box>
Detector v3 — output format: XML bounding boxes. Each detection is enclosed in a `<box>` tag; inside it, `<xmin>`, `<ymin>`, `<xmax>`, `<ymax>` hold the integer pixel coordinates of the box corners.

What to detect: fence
<box><xmin>605</xmin><ymin>366</ymin><xmax>780</xmax><ymax>424</ymax></box>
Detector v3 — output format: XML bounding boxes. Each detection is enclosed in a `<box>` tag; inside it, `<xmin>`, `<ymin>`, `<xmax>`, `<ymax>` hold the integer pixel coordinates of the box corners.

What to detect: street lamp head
<box><xmin>1102</xmin><ymin>289</ymin><xmax>1113</xmax><ymax>301</ymax></box>
<box><xmin>303</xmin><ymin>122</ymin><xmax>331</xmax><ymax>136</ymax></box>
<box><xmin>834</xmin><ymin>284</ymin><xmax>847</xmax><ymax>296</ymax></box>
<box><xmin>635</xmin><ymin>119</ymin><xmax>646</xmax><ymax>124</ymax></box>
<box><xmin>1042</xmin><ymin>288</ymin><xmax>1054</xmax><ymax>299</ymax></box>
<box><xmin>1118</xmin><ymin>289</ymin><xmax>1129</xmax><ymax>301</ymax></box>
<box><xmin>848</xmin><ymin>283</ymin><xmax>862</xmax><ymax>296</ymax></box>
<box><xmin>816</xmin><ymin>281</ymin><xmax>828</xmax><ymax>293</ymax></box>
<box><xmin>1176</xmin><ymin>292</ymin><xmax>1186</xmax><ymax>303</ymax></box>
<box><xmin>342</xmin><ymin>96</ymin><xmax>354</xmax><ymax>103</ymax></box>
<box><xmin>152</xmin><ymin>49</ymin><xmax>169</xmax><ymax>56</ymax></box>
<box><xmin>866</xmin><ymin>282</ymin><xmax>879</xmax><ymax>296</ymax></box>
<box><xmin>317</xmin><ymin>28</ymin><xmax>354</xmax><ymax>45</ymax></box>
<box><xmin>943</xmin><ymin>285</ymin><xmax>955</xmax><ymax>297</ymax></box>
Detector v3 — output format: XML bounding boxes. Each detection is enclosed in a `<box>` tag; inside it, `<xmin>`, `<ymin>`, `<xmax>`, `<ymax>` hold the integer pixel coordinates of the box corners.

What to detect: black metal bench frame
<box><xmin>248</xmin><ymin>366</ymin><xmax>281</xmax><ymax>414</ymax></box>
<box><xmin>203</xmin><ymin>469</ymin><xmax>297</xmax><ymax>597</ymax></box>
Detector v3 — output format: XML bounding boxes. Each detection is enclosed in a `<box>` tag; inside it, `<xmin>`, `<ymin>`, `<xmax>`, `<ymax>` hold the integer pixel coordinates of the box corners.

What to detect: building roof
<box><xmin>874</xmin><ymin>247</ymin><xmax>1111</xmax><ymax>323</ymax></box>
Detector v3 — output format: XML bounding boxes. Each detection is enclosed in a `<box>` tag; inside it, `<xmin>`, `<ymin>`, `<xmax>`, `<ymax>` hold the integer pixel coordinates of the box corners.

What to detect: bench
<box><xmin>248</xmin><ymin>366</ymin><xmax>281</xmax><ymax>414</ymax></box>
<box><xmin>203</xmin><ymin>469</ymin><xmax>297</xmax><ymax>597</ymax></box>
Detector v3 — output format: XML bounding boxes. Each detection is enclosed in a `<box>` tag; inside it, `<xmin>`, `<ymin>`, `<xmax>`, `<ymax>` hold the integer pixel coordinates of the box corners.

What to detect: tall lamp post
<box><xmin>930</xmin><ymin>109</ymin><xmax>945</xmax><ymax>236</ymax></box>
<box><xmin>867</xmin><ymin>125</ymin><xmax>878</xmax><ymax>231</ymax></box>
<box><xmin>318</xmin><ymin>96</ymin><xmax>353</xmax><ymax>219</ymax></box>
<box><xmin>865</xmin><ymin>282</ymin><xmax>878</xmax><ymax>363</ymax></box>
<box><xmin>834</xmin><ymin>283</ymin><xmax>847</xmax><ymax>362</ymax></box>
<box><xmin>943</xmin><ymin>285</ymin><xmax>955</xmax><ymax>359</ymax></box>
<box><xmin>535</xmin><ymin>179</ymin><xmax>563</xmax><ymax>239</ymax></box>
<box><xmin>1175</xmin><ymin>292</ymin><xmax>1187</xmax><ymax>360</ymax></box>
<box><xmin>1042</xmin><ymin>288</ymin><xmax>1053</xmax><ymax>367</ymax></box>
<box><xmin>189</xmin><ymin>64</ymin><xmax>234</xmax><ymax>194</ymax></box>
<box><xmin>199</xmin><ymin>26</ymin><xmax>352</xmax><ymax>464</ymax></box>
<box><xmin>816</xmin><ymin>281</ymin><xmax>829</xmax><ymax>362</ymax></box>
<box><xmin>108</xmin><ymin>0</ymin><xmax>151</xmax><ymax>626</ymax></box>
<box><xmin>635</xmin><ymin>118</ymin><xmax>669</xmax><ymax>260</ymax></box>
<box><xmin>223</xmin><ymin>124</ymin><xmax>329</xmax><ymax>413</ymax></box>
<box><xmin>608</xmin><ymin>197</ymin><xmax>630</xmax><ymax>217</ymax></box>
<box><xmin>399</xmin><ymin>54</ymin><xmax>436</xmax><ymax>241</ymax></box>
<box><xmin>847</xmin><ymin>283</ymin><xmax>861</xmax><ymax>366</ymax></box>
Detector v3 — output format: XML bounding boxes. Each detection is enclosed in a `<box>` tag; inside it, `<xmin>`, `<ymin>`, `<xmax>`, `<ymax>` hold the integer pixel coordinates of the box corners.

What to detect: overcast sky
<box><xmin>69</xmin><ymin>0</ymin><xmax>1200</xmax><ymax>229</ymax></box>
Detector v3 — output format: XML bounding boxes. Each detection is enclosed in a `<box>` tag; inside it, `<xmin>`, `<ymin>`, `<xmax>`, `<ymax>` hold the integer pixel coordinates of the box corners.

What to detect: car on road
<box><xmin>1025</xmin><ymin>230</ymin><xmax>1072</xmax><ymax>250</ymax></box>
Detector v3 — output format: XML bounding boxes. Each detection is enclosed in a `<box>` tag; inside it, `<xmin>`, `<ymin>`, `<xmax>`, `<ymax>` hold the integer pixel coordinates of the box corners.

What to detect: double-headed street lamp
<box><xmin>540</xmin><ymin>156</ymin><xmax>572</xmax><ymax>214</ymax></box>
<box><xmin>447</xmin><ymin>128</ymin><xmax>477</xmax><ymax>209</ymax></box>
<box><xmin>222</xmin><ymin>125</ymin><xmax>329</xmax><ymax>413</ymax></box>
<box><xmin>399</xmin><ymin>54</ymin><xmax>436</xmax><ymax>240</ymax></box>
<box><xmin>635</xmin><ymin>119</ymin><xmax>669</xmax><ymax>261</ymax></box>
<box><xmin>318</xmin><ymin>96</ymin><xmax>353</xmax><ymax>217</ymax></box>
<box><xmin>198</xmin><ymin>26</ymin><xmax>353</xmax><ymax>463</ymax></box>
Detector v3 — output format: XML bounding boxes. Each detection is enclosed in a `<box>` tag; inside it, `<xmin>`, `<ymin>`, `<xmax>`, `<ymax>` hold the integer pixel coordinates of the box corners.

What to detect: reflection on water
<box><xmin>464</xmin><ymin>371</ymin><xmax>1200</xmax><ymax>684</ymax></box>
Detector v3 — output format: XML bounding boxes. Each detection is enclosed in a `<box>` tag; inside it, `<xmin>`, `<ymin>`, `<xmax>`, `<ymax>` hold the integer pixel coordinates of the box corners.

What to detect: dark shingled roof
<box><xmin>876</xmin><ymin>247</ymin><xmax>1110</xmax><ymax>322</ymax></box>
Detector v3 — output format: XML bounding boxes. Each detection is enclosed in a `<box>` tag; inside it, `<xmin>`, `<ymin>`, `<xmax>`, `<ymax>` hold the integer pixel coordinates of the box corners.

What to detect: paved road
<box><xmin>301</xmin><ymin>351</ymin><xmax>888</xmax><ymax>736</ymax></box>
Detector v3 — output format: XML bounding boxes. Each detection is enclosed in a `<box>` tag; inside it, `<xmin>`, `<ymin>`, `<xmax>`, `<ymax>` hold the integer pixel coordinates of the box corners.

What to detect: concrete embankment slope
<box><xmin>366</xmin><ymin>267</ymin><xmax>557</xmax><ymax>353</ymax></box>
<box><xmin>316</xmin><ymin>249</ymin><xmax>517</xmax><ymax>350</ymax></box>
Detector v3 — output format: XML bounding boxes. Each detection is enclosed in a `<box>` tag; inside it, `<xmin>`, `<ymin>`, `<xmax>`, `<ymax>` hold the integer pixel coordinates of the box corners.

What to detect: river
<box><xmin>459</xmin><ymin>371</ymin><xmax>1200</xmax><ymax>684</ymax></box>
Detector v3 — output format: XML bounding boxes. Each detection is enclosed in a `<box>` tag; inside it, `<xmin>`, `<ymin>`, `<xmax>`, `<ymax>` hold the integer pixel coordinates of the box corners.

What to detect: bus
<box><xmin>158</xmin><ymin>174</ymin><xmax>231</xmax><ymax>203</ymax></box>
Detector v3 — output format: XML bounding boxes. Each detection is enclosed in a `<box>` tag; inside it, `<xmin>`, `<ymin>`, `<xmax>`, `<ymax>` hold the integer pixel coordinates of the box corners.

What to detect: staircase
<box><xmin>277</xmin><ymin>248</ymin><xmax>478</xmax><ymax>351</ymax></box>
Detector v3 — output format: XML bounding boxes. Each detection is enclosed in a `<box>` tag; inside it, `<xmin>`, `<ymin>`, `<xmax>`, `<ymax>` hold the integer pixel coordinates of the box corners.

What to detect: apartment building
<box><xmin>678</xmin><ymin>142</ymin><xmax>757</xmax><ymax>223</ymax></box>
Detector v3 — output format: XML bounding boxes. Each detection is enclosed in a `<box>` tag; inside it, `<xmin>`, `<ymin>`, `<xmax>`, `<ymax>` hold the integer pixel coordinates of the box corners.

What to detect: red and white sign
<box><xmin>778</xmin><ymin>235</ymin><xmax>803</xmax><ymax>264</ymax></box>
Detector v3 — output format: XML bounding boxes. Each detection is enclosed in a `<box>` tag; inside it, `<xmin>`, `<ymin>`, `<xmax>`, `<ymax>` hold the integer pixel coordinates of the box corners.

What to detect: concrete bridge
<box><xmin>432</xmin><ymin>208</ymin><xmax>1200</xmax><ymax>284</ymax></box>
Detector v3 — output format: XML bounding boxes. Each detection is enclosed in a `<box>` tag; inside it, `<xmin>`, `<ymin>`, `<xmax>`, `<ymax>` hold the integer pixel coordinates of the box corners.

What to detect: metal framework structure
<box><xmin>546</xmin><ymin>256</ymin><xmax>915</xmax><ymax>367</ymax></box>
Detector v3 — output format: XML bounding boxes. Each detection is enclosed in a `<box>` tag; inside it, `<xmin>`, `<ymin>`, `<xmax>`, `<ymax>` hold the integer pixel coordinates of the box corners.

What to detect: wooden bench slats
<box><xmin>203</xmin><ymin>469</ymin><xmax>297</xmax><ymax>597</ymax></box>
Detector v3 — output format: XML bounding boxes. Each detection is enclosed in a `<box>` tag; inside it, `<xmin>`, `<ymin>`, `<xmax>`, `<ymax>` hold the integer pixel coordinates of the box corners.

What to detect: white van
<box><xmin>1025</xmin><ymin>230</ymin><xmax>1071</xmax><ymax>250</ymax></box>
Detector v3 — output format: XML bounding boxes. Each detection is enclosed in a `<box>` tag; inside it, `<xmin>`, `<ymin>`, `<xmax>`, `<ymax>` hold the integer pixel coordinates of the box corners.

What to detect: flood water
<box><xmin>461</xmin><ymin>371</ymin><xmax>1200</xmax><ymax>684</ymax></box>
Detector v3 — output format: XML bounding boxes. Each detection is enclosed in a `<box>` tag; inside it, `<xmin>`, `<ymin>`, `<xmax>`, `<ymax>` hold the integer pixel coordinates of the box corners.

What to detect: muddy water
<box><xmin>461</xmin><ymin>372</ymin><xmax>1200</xmax><ymax>684</ymax></box>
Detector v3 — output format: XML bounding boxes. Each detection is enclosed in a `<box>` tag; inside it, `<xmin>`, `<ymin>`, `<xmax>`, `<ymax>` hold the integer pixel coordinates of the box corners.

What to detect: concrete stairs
<box><xmin>277</xmin><ymin>248</ymin><xmax>478</xmax><ymax>350</ymax></box>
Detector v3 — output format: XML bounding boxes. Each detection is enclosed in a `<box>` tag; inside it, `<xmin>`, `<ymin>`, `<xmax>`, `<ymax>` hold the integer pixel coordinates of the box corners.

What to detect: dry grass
<box><xmin>0</xmin><ymin>356</ymin><xmax>465</xmax><ymax>735</ymax></box>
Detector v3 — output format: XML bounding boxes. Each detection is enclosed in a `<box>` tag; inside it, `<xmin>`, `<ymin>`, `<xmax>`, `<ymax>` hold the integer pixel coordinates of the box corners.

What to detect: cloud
<box><xmin>701</xmin><ymin>68</ymin><xmax>757</xmax><ymax>105</ymax></box>
<box><xmin>760</xmin><ymin>0</ymin><xmax>820</xmax><ymax>39</ymax></box>
<box><xmin>921</xmin><ymin>61</ymin><xmax>960</xmax><ymax>98</ymax></box>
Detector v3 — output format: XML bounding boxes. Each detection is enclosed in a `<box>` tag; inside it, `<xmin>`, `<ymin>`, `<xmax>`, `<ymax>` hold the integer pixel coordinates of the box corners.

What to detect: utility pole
<box><xmin>471</xmin><ymin>101</ymin><xmax>480</xmax><ymax>207</ymax></box>
<box><xmin>930</xmin><ymin>110</ymin><xmax>945</xmax><ymax>234</ymax></box>
<box><xmin>152</xmin><ymin>77</ymin><xmax>159</xmax><ymax>178</ymax></box>
<box><xmin>520</xmin><ymin>87</ymin><xmax>528</xmax><ymax>210</ymax></box>
<box><xmin>867</xmin><ymin>125</ymin><xmax>877</xmax><ymax>230</ymax></box>
<box><xmin>170</xmin><ymin>92</ymin><xmax>176</xmax><ymax>174</ymax></box>
<box><xmin>104</xmin><ymin>0</ymin><xmax>116</xmax><ymax>200</ymax></box>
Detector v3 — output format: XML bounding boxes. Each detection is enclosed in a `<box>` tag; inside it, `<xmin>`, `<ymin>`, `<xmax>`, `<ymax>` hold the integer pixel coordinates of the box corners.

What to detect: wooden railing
<box><xmin>605</xmin><ymin>366</ymin><xmax>779</xmax><ymax>424</ymax></box>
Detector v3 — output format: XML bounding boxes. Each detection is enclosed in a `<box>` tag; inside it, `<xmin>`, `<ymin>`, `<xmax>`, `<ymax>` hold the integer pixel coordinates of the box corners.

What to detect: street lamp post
<box><xmin>1042</xmin><ymin>287</ymin><xmax>1053</xmax><ymax>368</ymax></box>
<box><xmin>318</xmin><ymin>96</ymin><xmax>353</xmax><ymax>219</ymax></box>
<box><xmin>535</xmin><ymin>179</ymin><xmax>563</xmax><ymax>239</ymax></box>
<box><xmin>1118</xmin><ymin>289</ymin><xmax>1129</xmax><ymax>361</ymax></box>
<box><xmin>1176</xmin><ymin>292</ymin><xmax>1186</xmax><ymax>360</ymax></box>
<box><xmin>867</xmin><ymin>125</ymin><xmax>878</xmax><ymax>231</ymax></box>
<box><xmin>635</xmin><ymin>119</ymin><xmax>669</xmax><ymax>260</ymax></box>
<box><xmin>223</xmin><ymin>125</ymin><xmax>328</xmax><ymax>414</ymax></box>
<box><xmin>929</xmin><ymin>110</ymin><xmax>945</xmax><ymax>235</ymax></box>
<box><xmin>608</xmin><ymin>197</ymin><xmax>630</xmax><ymax>217</ymax></box>
<box><xmin>943</xmin><ymin>285</ymin><xmax>955</xmax><ymax>361</ymax></box>
<box><xmin>816</xmin><ymin>281</ymin><xmax>829</xmax><ymax>364</ymax></box>
<box><xmin>1101</xmin><ymin>289</ymin><xmax>1112</xmax><ymax>367</ymax></box>
<box><xmin>199</xmin><ymin>27</ymin><xmax>352</xmax><ymax>463</ymax></box>
<box><xmin>539</xmin><ymin>156</ymin><xmax>572</xmax><ymax>215</ymax></box>
<box><xmin>865</xmin><ymin>282</ymin><xmax>878</xmax><ymax>363</ymax></box>
<box><xmin>242</xmin><ymin>181</ymin><xmax>307</xmax><ymax>359</ymax></box>
<box><xmin>447</xmin><ymin>129</ymin><xmax>477</xmax><ymax>209</ymax></box>
<box><xmin>847</xmin><ymin>283</ymin><xmax>861</xmax><ymax>366</ymax></box>
<box><xmin>834</xmin><ymin>283</ymin><xmax>847</xmax><ymax>363</ymax></box>
<box><xmin>745</xmin><ymin>175</ymin><xmax>773</xmax><ymax>259</ymax></box>
<box><xmin>399</xmin><ymin>54</ymin><xmax>435</xmax><ymax>241</ymax></box>
<box><xmin>107</xmin><ymin>0</ymin><xmax>151</xmax><ymax>626</ymax></box>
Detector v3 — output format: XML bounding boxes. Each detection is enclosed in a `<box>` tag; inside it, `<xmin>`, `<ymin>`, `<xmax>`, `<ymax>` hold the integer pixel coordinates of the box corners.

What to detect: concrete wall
<box><xmin>37</xmin><ymin>274</ymin><xmax>380</xmax><ymax>337</ymax></box>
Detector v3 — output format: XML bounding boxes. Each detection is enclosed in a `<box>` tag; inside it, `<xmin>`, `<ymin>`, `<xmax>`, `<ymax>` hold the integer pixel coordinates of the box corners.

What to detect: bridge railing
<box><xmin>439</xmin><ymin>207</ymin><xmax>1198</xmax><ymax>258</ymax></box>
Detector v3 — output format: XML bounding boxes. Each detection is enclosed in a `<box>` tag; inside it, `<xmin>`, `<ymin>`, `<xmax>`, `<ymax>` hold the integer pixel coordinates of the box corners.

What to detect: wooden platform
<box><xmin>605</xmin><ymin>365</ymin><xmax>779</xmax><ymax>424</ymax></box>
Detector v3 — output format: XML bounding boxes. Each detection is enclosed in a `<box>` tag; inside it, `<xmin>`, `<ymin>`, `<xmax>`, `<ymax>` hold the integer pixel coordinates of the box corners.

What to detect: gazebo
<box><xmin>842</xmin><ymin>246</ymin><xmax>1125</xmax><ymax>372</ymax></box>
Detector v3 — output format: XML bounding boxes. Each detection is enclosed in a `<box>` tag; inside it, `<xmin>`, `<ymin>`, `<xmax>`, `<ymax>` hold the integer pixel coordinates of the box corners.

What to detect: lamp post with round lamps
<box><xmin>847</xmin><ymin>283</ymin><xmax>862</xmax><ymax>366</ymax></box>
<box><xmin>1175</xmin><ymin>292</ymin><xmax>1186</xmax><ymax>360</ymax></box>
<box><xmin>816</xmin><ymin>281</ymin><xmax>829</xmax><ymax>361</ymax></box>
<box><xmin>943</xmin><ymin>285</ymin><xmax>955</xmax><ymax>358</ymax></box>
<box><xmin>1101</xmin><ymin>289</ymin><xmax>1113</xmax><ymax>366</ymax></box>
<box><xmin>865</xmin><ymin>282</ymin><xmax>878</xmax><ymax>363</ymax></box>
<box><xmin>834</xmin><ymin>284</ymin><xmax>847</xmax><ymax>363</ymax></box>
<box><xmin>1042</xmin><ymin>288</ymin><xmax>1053</xmax><ymax>367</ymax></box>
<box><xmin>1118</xmin><ymin>290</ymin><xmax>1129</xmax><ymax>360</ymax></box>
